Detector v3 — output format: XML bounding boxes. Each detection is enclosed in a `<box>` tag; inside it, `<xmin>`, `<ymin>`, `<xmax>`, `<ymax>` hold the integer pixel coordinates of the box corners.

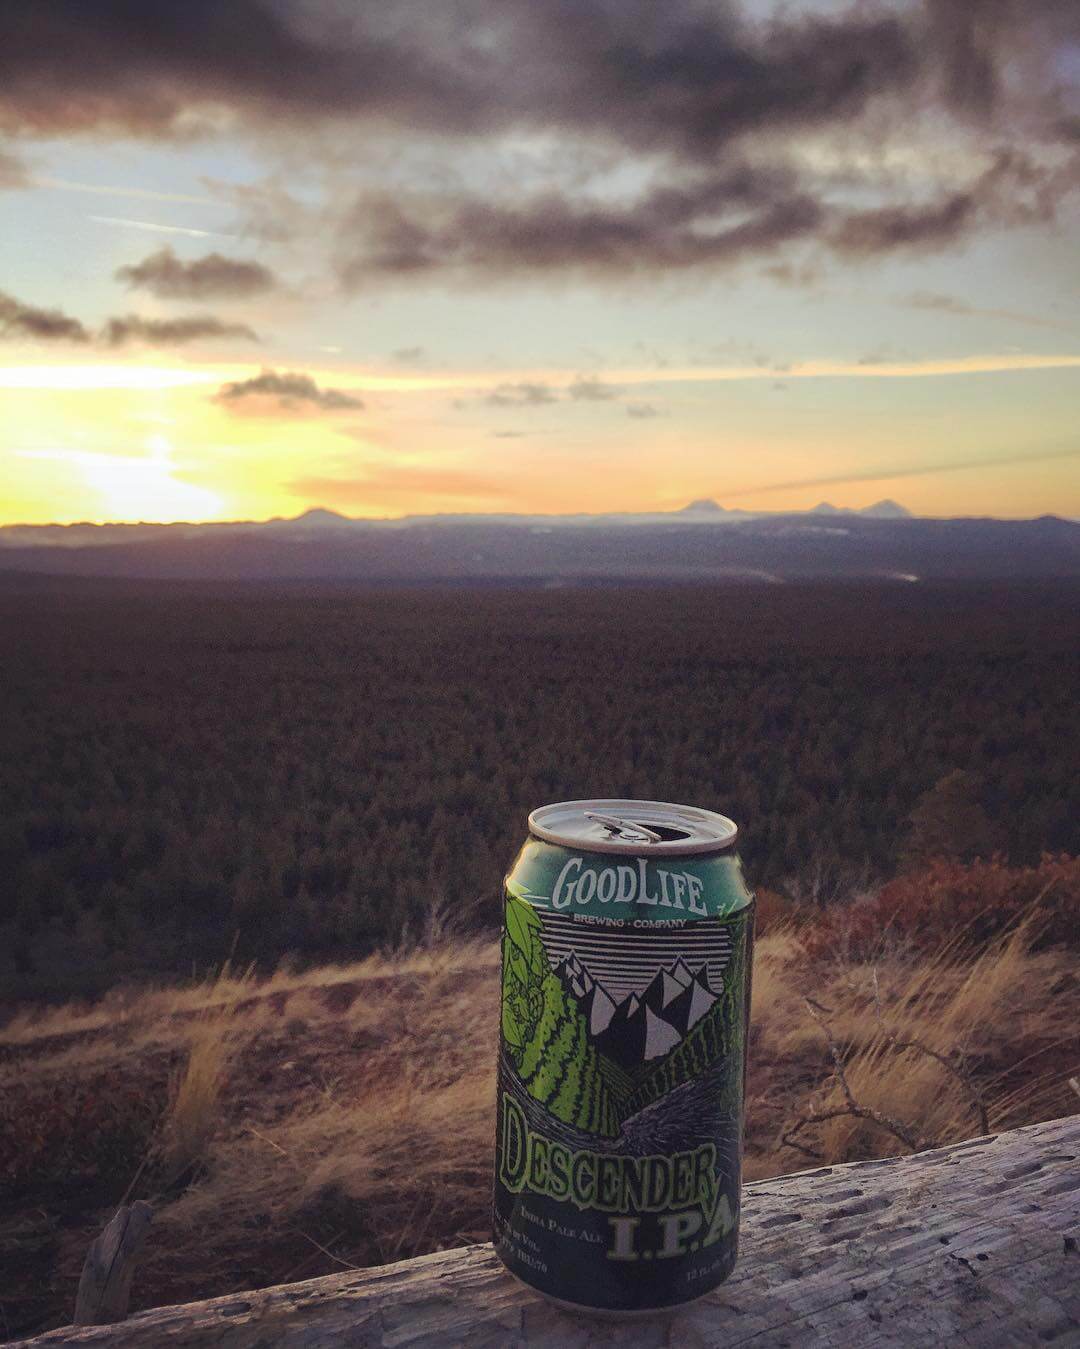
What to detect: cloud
<box><xmin>830</xmin><ymin>192</ymin><xmax>977</xmax><ymax>256</ymax></box>
<box><xmin>216</xmin><ymin>368</ymin><xmax>363</xmax><ymax>412</ymax></box>
<box><xmin>116</xmin><ymin>246</ymin><xmax>277</xmax><ymax>299</ymax></box>
<box><xmin>0</xmin><ymin>147</ymin><xmax>31</xmax><ymax>188</ymax></box>
<box><xmin>0</xmin><ymin>287</ymin><xmax>259</xmax><ymax>347</ymax></box>
<box><xmin>760</xmin><ymin>259</ymin><xmax>822</xmax><ymax>288</ymax></box>
<box><xmin>331</xmin><ymin>130</ymin><xmax>1080</xmax><ymax>283</ymax></box>
<box><xmin>203</xmin><ymin>175</ymin><xmax>313</xmax><ymax>244</ymax></box>
<box><xmin>857</xmin><ymin>347</ymin><xmax>907</xmax><ymax>367</ymax></box>
<box><xmin>335</xmin><ymin>169</ymin><xmax>827</xmax><ymax>284</ymax></box>
<box><xmin>626</xmin><ymin>402</ymin><xmax>660</xmax><ymax>419</ymax></box>
<box><xmin>391</xmin><ymin>346</ymin><xmax>426</xmax><ymax>364</ymax></box>
<box><xmin>906</xmin><ymin>291</ymin><xmax>986</xmax><ymax>317</ymax></box>
<box><xmin>901</xmin><ymin>290</ymin><xmax>1077</xmax><ymax>333</ymax></box>
<box><xmin>486</xmin><ymin>381</ymin><xmax>557</xmax><ymax>407</ymax></box>
<box><xmin>2</xmin><ymin>3</ymin><xmax>1073</xmax><ymax>284</ymax></box>
<box><xmin>103</xmin><ymin>315</ymin><xmax>259</xmax><ymax>346</ymax></box>
<box><xmin>492</xmin><ymin>430</ymin><xmax>529</xmax><ymax>439</ymax></box>
<box><xmin>568</xmin><ymin>375</ymin><xmax>618</xmax><ymax>401</ymax></box>
<box><xmin>0</xmin><ymin>1</ymin><xmax>918</xmax><ymax>148</ymax></box>
<box><xmin>0</xmin><ymin>289</ymin><xmax>90</xmax><ymax>342</ymax></box>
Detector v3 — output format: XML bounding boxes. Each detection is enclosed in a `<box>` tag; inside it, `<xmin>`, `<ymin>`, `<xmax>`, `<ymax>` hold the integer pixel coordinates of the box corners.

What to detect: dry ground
<box><xmin>1</xmin><ymin>918</ymin><xmax>1078</xmax><ymax>1341</ymax></box>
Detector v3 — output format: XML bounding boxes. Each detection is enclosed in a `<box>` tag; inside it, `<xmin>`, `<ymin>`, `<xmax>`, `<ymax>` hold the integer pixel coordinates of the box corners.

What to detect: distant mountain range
<box><xmin>1</xmin><ymin>501</ymin><xmax>1077</xmax><ymax>582</ymax></box>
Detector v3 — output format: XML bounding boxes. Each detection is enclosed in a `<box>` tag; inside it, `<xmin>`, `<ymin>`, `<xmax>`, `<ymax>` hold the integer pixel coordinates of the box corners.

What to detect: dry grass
<box><xmin>811</xmin><ymin>931</ymin><xmax>1028</xmax><ymax>1160</ymax></box>
<box><xmin>155</xmin><ymin>965</ymin><xmax>257</xmax><ymax>1184</ymax></box>
<box><xmin>0</xmin><ymin>940</ymin><xmax>497</xmax><ymax>1050</ymax></box>
<box><xmin>757</xmin><ymin>918</ymin><xmax>1078</xmax><ymax>1172</ymax></box>
<box><xmin>1</xmin><ymin>901</ymin><xmax>1077</xmax><ymax>1338</ymax></box>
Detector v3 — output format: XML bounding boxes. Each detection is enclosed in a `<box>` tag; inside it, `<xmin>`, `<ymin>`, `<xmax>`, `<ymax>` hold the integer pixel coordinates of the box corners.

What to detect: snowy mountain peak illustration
<box><xmin>671</xmin><ymin>956</ymin><xmax>694</xmax><ymax>987</ymax></box>
<box><xmin>584</xmin><ymin>983</ymin><xmax>616</xmax><ymax>1035</ymax></box>
<box><xmin>553</xmin><ymin>954</ymin><xmax>615</xmax><ymax>1034</ymax></box>
<box><xmin>555</xmin><ymin>954</ymin><xmax>723</xmax><ymax>1071</ymax></box>
<box><xmin>643</xmin><ymin>1005</ymin><xmax>682</xmax><ymax>1059</ymax></box>
<box><xmin>660</xmin><ymin>969</ymin><xmax>686</xmax><ymax>1007</ymax></box>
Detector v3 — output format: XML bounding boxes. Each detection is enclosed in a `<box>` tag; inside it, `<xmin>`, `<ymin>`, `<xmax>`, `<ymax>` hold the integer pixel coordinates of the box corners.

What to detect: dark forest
<box><xmin>2</xmin><ymin>577</ymin><xmax>1077</xmax><ymax>1000</ymax></box>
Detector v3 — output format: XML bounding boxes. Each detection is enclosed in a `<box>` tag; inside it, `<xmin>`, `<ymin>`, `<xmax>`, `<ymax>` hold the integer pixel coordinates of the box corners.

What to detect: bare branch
<box><xmin>791</xmin><ymin>998</ymin><xmax>926</xmax><ymax>1155</ymax></box>
<box><xmin>866</xmin><ymin>963</ymin><xmax>989</xmax><ymax>1135</ymax></box>
<box><xmin>885</xmin><ymin>1032</ymin><xmax>990</xmax><ymax>1136</ymax></box>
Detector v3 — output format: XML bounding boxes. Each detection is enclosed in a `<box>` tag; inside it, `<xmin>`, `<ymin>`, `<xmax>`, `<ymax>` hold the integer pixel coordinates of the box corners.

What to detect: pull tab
<box><xmin>584</xmin><ymin>812</ymin><xmax>664</xmax><ymax>844</ymax></box>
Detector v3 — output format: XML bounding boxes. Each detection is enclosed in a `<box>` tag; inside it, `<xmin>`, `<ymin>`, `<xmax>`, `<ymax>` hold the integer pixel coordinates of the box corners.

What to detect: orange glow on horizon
<box><xmin>1</xmin><ymin>354</ymin><xmax>1078</xmax><ymax>526</ymax></box>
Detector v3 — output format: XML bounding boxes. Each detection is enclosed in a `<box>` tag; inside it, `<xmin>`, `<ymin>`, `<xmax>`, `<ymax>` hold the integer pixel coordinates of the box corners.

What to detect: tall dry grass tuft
<box><xmin>750</xmin><ymin>928</ymin><xmax>803</xmax><ymax>1028</ymax></box>
<box><xmin>160</xmin><ymin>963</ymin><xmax>498</xmax><ymax>1271</ymax></box>
<box><xmin>809</xmin><ymin>921</ymin><xmax>1040</xmax><ymax>1162</ymax></box>
<box><xmin>156</xmin><ymin>963</ymin><xmax>255</xmax><ymax>1182</ymax></box>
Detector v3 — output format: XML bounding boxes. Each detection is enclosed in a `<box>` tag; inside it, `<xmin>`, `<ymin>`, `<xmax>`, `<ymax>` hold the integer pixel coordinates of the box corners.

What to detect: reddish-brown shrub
<box><xmin>752</xmin><ymin>887</ymin><xmax>808</xmax><ymax>936</ymax></box>
<box><xmin>800</xmin><ymin>854</ymin><xmax>1080</xmax><ymax>962</ymax></box>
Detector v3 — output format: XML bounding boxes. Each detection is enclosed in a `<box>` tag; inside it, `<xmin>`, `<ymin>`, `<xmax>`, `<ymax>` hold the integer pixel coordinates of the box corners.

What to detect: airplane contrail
<box><xmin>723</xmin><ymin>446</ymin><xmax>1080</xmax><ymax>498</ymax></box>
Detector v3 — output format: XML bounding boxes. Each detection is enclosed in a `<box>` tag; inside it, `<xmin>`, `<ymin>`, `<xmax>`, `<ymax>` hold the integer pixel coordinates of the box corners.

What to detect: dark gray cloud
<box><xmin>626</xmin><ymin>402</ymin><xmax>661</xmax><ymax>419</ymax></box>
<box><xmin>2</xmin><ymin>2</ymin><xmax>1077</xmax><ymax>282</ymax></box>
<box><xmin>568</xmin><ymin>375</ymin><xmax>618</xmax><ymax>401</ymax></box>
<box><xmin>0</xmin><ymin>1</ymin><xmax>918</xmax><ymax>151</ymax></box>
<box><xmin>336</xmin><ymin>167</ymin><xmax>825</xmax><ymax>283</ymax></box>
<box><xmin>391</xmin><ymin>345</ymin><xmax>426</xmax><ymax>363</ymax></box>
<box><xmin>0</xmin><ymin>287</ymin><xmax>260</xmax><ymax>346</ymax></box>
<box><xmin>0</xmin><ymin>0</ymin><xmax>466</xmax><ymax>139</ymax></box>
<box><xmin>830</xmin><ymin>146</ymin><xmax>1079</xmax><ymax>259</ymax></box>
<box><xmin>217</xmin><ymin>368</ymin><xmax>363</xmax><ymax>412</ymax></box>
<box><xmin>116</xmin><ymin>246</ymin><xmax>277</xmax><ymax>299</ymax></box>
<box><xmin>0</xmin><ymin>288</ymin><xmax>89</xmax><ymax>341</ymax></box>
<box><xmin>103</xmin><ymin>314</ymin><xmax>258</xmax><ymax>346</ymax></box>
<box><xmin>924</xmin><ymin>0</ymin><xmax>1080</xmax><ymax>120</ymax></box>
<box><xmin>3</xmin><ymin>1</ymin><xmax>1074</xmax><ymax>156</ymax></box>
<box><xmin>830</xmin><ymin>192</ymin><xmax>976</xmax><ymax>256</ymax></box>
<box><xmin>486</xmin><ymin>382</ymin><xmax>557</xmax><ymax>407</ymax></box>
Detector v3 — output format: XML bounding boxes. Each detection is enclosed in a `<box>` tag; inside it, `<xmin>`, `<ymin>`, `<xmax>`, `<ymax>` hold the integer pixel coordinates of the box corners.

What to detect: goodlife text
<box><xmin>551</xmin><ymin>856</ymin><xmax>708</xmax><ymax>913</ymax></box>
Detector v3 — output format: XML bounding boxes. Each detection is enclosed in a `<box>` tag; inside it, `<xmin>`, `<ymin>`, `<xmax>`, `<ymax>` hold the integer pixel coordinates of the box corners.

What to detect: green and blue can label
<box><xmin>493</xmin><ymin>800</ymin><xmax>754</xmax><ymax>1314</ymax></box>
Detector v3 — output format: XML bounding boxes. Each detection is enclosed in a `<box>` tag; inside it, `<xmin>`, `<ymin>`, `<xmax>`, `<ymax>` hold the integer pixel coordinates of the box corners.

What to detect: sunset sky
<box><xmin>2</xmin><ymin>0</ymin><xmax>1078</xmax><ymax>525</ymax></box>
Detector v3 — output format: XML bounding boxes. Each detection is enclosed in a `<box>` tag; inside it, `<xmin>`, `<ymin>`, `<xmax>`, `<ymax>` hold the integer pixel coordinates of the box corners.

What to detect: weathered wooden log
<box><xmin>72</xmin><ymin>1203</ymin><xmax>154</xmax><ymax>1328</ymax></box>
<box><xmin>17</xmin><ymin>1115</ymin><xmax>1080</xmax><ymax>1347</ymax></box>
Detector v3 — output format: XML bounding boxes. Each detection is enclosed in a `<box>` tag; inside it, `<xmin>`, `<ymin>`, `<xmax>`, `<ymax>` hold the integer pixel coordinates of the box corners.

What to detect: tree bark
<box><xmin>16</xmin><ymin>1114</ymin><xmax>1080</xmax><ymax>1347</ymax></box>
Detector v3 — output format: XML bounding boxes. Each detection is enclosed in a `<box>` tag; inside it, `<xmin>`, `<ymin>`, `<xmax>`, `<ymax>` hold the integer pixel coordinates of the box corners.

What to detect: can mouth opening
<box><xmin>633</xmin><ymin>823</ymin><xmax>691</xmax><ymax>842</ymax></box>
<box><xmin>586</xmin><ymin>812</ymin><xmax>695</xmax><ymax>845</ymax></box>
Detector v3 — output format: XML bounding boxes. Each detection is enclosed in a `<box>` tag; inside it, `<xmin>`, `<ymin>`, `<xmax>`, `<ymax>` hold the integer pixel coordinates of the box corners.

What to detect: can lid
<box><xmin>528</xmin><ymin>798</ymin><xmax>738</xmax><ymax>857</ymax></box>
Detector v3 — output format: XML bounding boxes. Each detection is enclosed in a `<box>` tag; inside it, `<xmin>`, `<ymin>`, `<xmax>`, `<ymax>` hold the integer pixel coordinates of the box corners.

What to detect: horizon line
<box><xmin>4</xmin><ymin>501</ymin><xmax>1078</xmax><ymax>533</ymax></box>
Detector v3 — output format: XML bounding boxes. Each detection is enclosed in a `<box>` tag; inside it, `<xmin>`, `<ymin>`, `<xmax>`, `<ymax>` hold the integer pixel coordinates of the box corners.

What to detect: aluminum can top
<box><xmin>528</xmin><ymin>797</ymin><xmax>738</xmax><ymax>858</ymax></box>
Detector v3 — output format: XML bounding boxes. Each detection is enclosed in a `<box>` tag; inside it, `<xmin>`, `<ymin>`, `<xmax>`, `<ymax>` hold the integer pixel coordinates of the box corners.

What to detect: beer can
<box><xmin>493</xmin><ymin>798</ymin><xmax>754</xmax><ymax>1315</ymax></box>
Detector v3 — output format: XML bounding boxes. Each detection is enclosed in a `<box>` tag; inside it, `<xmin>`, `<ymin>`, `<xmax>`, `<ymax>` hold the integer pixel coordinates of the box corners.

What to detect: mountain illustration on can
<box><xmin>492</xmin><ymin>799</ymin><xmax>755</xmax><ymax>1315</ymax></box>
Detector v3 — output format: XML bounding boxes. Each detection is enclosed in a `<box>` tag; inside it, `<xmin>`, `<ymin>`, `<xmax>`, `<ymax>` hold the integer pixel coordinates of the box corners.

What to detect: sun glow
<box><xmin>19</xmin><ymin>437</ymin><xmax>223</xmax><ymax>524</ymax></box>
